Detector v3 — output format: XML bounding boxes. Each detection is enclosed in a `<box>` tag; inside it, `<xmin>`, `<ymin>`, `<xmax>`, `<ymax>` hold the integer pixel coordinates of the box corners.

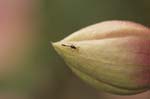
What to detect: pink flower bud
<box><xmin>52</xmin><ymin>20</ymin><xmax>150</xmax><ymax>95</ymax></box>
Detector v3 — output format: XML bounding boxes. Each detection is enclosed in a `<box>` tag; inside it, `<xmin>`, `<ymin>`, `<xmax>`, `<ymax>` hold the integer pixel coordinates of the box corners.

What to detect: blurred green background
<box><xmin>0</xmin><ymin>0</ymin><xmax>149</xmax><ymax>99</ymax></box>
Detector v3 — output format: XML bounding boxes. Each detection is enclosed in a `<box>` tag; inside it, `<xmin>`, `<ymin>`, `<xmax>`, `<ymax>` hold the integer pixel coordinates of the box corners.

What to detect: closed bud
<box><xmin>52</xmin><ymin>20</ymin><xmax>150</xmax><ymax>95</ymax></box>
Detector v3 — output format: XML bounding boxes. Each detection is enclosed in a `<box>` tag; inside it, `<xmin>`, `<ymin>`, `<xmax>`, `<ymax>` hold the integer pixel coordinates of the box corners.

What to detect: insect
<box><xmin>61</xmin><ymin>43</ymin><xmax>77</xmax><ymax>49</ymax></box>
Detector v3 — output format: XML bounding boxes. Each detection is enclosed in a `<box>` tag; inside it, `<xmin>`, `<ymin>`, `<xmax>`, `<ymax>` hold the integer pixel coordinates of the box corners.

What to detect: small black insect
<box><xmin>70</xmin><ymin>45</ymin><xmax>77</xmax><ymax>49</ymax></box>
<box><xmin>61</xmin><ymin>43</ymin><xmax>77</xmax><ymax>49</ymax></box>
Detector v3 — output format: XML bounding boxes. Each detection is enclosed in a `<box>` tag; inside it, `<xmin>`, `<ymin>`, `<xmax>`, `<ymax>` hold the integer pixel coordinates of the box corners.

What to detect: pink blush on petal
<box><xmin>134</xmin><ymin>67</ymin><xmax>150</xmax><ymax>86</ymax></box>
<box><xmin>125</xmin><ymin>37</ymin><xmax>150</xmax><ymax>86</ymax></box>
<box><xmin>125</xmin><ymin>37</ymin><xmax>150</xmax><ymax>66</ymax></box>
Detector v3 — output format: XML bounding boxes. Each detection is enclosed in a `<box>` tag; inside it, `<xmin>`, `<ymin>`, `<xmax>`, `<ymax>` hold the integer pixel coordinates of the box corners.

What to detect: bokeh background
<box><xmin>0</xmin><ymin>0</ymin><xmax>149</xmax><ymax>99</ymax></box>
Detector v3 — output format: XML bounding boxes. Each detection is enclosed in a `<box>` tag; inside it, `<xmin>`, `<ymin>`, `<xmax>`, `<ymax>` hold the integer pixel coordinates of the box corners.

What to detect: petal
<box><xmin>62</xmin><ymin>20</ymin><xmax>150</xmax><ymax>42</ymax></box>
<box><xmin>53</xmin><ymin>36</ymin><xmax>150</xmax><ymax>90</ymax></box>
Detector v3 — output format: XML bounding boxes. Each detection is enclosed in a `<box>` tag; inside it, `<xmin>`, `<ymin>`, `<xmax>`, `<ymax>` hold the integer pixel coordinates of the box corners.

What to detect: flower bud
<box><xmin>52</xmin><ymin>20</ymin><xmax>150</xmax><ymax>95</ymax></box>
